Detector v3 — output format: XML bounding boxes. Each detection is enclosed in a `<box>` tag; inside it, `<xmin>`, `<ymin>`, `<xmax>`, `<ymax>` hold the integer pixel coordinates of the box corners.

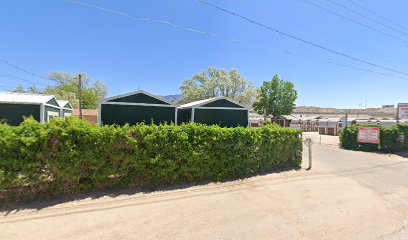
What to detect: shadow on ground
<box><xmin>0</xmin><ymin>166</ymin><xmax>301</xmax><ymax>214</ymax></box>
<box><xmin>395</xmin><ymin>151</ymin><xmax>408</xmax><ymax>158</ymax></box>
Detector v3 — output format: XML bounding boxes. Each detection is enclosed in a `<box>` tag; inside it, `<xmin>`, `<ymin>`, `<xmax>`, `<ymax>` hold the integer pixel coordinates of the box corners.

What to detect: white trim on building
<box><xmin>100</xmin><ymin>90</ymin><xmax>175</xmax><ymax>106</ymax></box>
<box><xmin>97</xmin><ymin>103</ymin><xmax>102</xmax><ymax>125</ymax></box>
<box><xmin>47</xmin><ymin>111</ymin><xmax>59</xmax><ymax>121</ymax></box>
<box><xmin>99</xmin><ymin>101</ymin><xmax>176</xmax><ymax>107</ymax></box>
<box><xmin>40</xmin><ymin>104</ymin><xmax>45</xmax><ymax>123</ymax></box>
<box><xmin>179</xmin><ymin>96</ymin><xmax>247</xmax><ymax>109</ymax></box>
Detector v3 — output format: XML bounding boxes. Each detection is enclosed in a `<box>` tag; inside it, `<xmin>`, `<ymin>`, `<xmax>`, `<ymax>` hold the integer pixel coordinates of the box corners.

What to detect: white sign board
<box><xmin>290</xmin><ymin>123</ymin><xmax>300</xmax><ymax>129</ymax></box>
<box><xmin>357</xmin><ymin>127</ymin><xmax>380</xmax><ymax>144</ymax></box>
<box><xmin>398</xmin><ymin>103</ymin><xmax>408</xmax><ymax>119</ymax></box>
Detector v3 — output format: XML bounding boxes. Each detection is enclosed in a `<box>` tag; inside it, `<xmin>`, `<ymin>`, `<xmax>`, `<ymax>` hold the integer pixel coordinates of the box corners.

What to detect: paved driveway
<box><xmin>1</xmin><ymin>143</ymin><xmax>408</xmax><ymax>240</ymax></box>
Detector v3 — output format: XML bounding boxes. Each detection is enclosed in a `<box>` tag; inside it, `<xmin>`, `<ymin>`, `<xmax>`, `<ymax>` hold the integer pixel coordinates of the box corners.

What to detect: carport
<box><xmin>178</xmin><ymin>97</ymin><xmax>249</xmax><ymax>127</ymax></box>
<box><xmin>57</xmin><ymin>100</ymin><xmax>73</xmax><ymax>118</ymax></box>
<box><xmin>0</xmin><ymin>92</ymin><xmax>61</xmax><ymax>125</ymax></box>
<box><xmin>98</xmin><ymin>90</ymin><xmax>177</xmax><ymax>125</ymax></box>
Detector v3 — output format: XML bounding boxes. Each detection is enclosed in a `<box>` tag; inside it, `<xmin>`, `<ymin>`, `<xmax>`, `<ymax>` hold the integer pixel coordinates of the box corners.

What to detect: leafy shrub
<box><xmin>0</xmin><ymin>117</ymin><xmax>302</xmax><ymax>202</ymax></box>
<box><xmin>339</xmin><ymin>123</ymin><xmax>408</xmax><ymax>152</ymax></box>
<box><xmin>398</xmin><ymin>124</ymin><xmax>408</xmax><ymax>149</ymax></box>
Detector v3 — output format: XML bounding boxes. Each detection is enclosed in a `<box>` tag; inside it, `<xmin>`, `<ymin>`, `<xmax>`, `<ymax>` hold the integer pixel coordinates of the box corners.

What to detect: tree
<box><xmin>179</xmin><ymin>67</ymin><xmax>257</xmax><ymax>105</ymax></box>
<box><xmin>12</xmin><ymin>84</ymin><xmax>25</xmax><ymax>93</ymax></box>
<box><xmin>253</xmin><ymin>75</ymin><xmax>298</xmax><ymax>120</ymax></box>
<box><xmin>45</xmin><ymin>72</ymin><xmax>107</xmax><ymax>109</ymax></box>
<box><xmin>27</xmin><ymin>85</ymin><xmax>41</xmax><ymax>94</ymax></box>
<box><xmin>12</xmin><ymin>84</ymin><xmax>41</xmax><ymax>94</ymax></box>
<box><xmin>10</xmin><ymin>72</ymin><xmax>107</xmax><ymax>109</ymax></box>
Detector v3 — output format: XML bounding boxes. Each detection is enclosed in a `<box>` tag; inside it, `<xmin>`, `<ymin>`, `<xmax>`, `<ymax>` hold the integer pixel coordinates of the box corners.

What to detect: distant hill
<box><xmin>163</xmin><ymin>94</ymin><xmax>182</xmax><ymax>103</ymax></box>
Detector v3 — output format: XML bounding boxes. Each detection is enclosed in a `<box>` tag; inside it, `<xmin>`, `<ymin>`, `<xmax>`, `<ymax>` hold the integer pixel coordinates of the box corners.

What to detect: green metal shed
<box><xmin>57</xmin><ymin>100</ymin><xmax>73</xmax><ymax>118</ymax></box>
<box><xmin>0</xmin><ymin>92</ymin><xmax>61</xmax><ymax>125</ymax></box>
<box><xmin>178</xmin><ymin>97</ymin><xmax>249</xmax><ymax>127</ymax></box>
<box><xmin>98</xmin><ymin>90</ymin><xmax>177</xmax><ymax>126</ymax></box>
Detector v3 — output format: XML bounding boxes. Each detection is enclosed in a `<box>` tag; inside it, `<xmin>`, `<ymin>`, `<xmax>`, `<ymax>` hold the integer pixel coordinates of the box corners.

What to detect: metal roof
<box><xmin>57</xmin><ymin>100</ymin><xmax>72</xmax><ymax>109</ymax></box>
<box><xmin>100</xmin><ymin>90</ymin><xmax>175</xmax><ymax>106</ymax></box>
<box><xmin>57</xmin><ymin>100</ymin><xmax>68</xmax><ymax>107</ymax></box>
<box><xmin>0</xmin><ymin>92</ymin><xmax>57</xmax><ymax>105</ymax></box>
<box><xmin>179</xmin><ymin>96</ymin><xmax>248</xmax><ymax>109</ymax></box>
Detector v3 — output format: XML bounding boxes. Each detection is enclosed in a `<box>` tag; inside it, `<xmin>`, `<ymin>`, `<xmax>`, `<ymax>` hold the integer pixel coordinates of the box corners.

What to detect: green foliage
<box><xmin>11</xmin><ymin>72</ymin><xmax>107</xmax><ymax>109</ymax></box>
<box><xmin>262</xmin><ymin>119</ymin><xmax>272</xmax><ymax>125</ymax></box>
<box><xmin>0</xmin><ymin>117</ymin><xmax>302</xmax><ymax>202</ymax></box>
<box><xmin>253</xmin><ymin>75</ymin><xmax>298</xmax><ymax>117</ymax></box>
<box><xmin>12</xmin><ymin>84</ymin><xmax>25</xmax><ymax>93</ymax></box>
<box><xmin>179</xmin><ymin>67</ymin><xmax>257</xmax><ymax>105</ymax></box>
<box><xmin>45</xmin><ymin>72</ymin><xmax>107</xmax><ymax>109</ymax></box>
<box><xmin>339</xmin><ymin>124</ymin><xmax>408</xmax><ymax>153</ymax></box>
<box><xmin>12</xmin><ymin>84</ymin><xmax>41</xmax><ymax>94</ymax></box>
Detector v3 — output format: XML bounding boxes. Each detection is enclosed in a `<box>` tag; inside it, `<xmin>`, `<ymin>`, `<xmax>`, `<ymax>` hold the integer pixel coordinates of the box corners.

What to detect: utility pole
<box><xmin>397</xmin><ymin>103</ymin><xmax>400</xmax><ymax>125</ymax></box>
<box><xmin>345</xmin><ymin>112</ymin><xmax>348</xmax><ymax>128</ymax></box>
<box><xmin>78</xmin><ymin>74</ymin><xmax>83</xmax><ymax>119</ymax></box>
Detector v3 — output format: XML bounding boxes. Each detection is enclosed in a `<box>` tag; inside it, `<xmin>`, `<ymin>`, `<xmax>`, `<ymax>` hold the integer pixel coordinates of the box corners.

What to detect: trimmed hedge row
<box><xmin>0</xmin><ymin>117</ymin><xmax>302</xmax><ymax>202</ymax></box>
<box><xmin>339</xmin><ymin>124</ymin><xmax>408</xmax><ymax>152</ymax></box>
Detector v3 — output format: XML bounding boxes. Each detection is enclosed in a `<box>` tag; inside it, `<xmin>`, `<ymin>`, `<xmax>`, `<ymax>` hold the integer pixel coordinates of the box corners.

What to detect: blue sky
<box><xmin>1</xmin><ymin>0</ymin><xmax>408</xmax><ymax>108</ymax></box>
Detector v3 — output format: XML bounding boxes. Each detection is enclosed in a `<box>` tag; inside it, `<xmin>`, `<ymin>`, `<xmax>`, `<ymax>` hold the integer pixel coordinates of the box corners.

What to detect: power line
<box><xmin>197</xmin><ymin>0</ymin><xmax>408</xmax><ymax>77</ymax></box>
<box><xmin>67</xmin><ymin>0</ymin><xmax>408</xmax><ymax>82</ymax></box>
<box><xmin>0</xmin><ymin>58</ymin><xmax>55</xmax><ymax>82</ymax></box>
<box><xmin>65</xmin><ymin>0</ymin><xmax>242</xmax><ymax>44</ymax></box>
<box><xmin>0</xmin><ymin>83</ymin><xmax>16</xmax><ymax>91</ymax></box>
<box><xmin>70</xmin><ymin>0</ymin><xmax>408</xmax><ymax>68</ymax></box>
<box><xmin>326</xmin><ymin>0</ymin><xmax>408</xmax><ymax>37</ymax></box>
<box><xmin>299</xmin><ymin>0</ymin><xmax>408</xmax><ymax>46</ymax></box>
<box><xmin>0</xmin><ymin>73</ymin><xmax>50</xmax><ymax>86</ymax></box>
<box><xmin>346</xmin><ymin>0</ymin><xmax>408</xmax><ymax>32</ymax></box>
<box><xmin>282</xmin><ymin>50</ymin><xmax>408</xmax><ymax>81</ymax></box>
<box><xmin>321</xmin><ymin>33</ymin><xmax>408</xmax><ymax>67</ymax></box>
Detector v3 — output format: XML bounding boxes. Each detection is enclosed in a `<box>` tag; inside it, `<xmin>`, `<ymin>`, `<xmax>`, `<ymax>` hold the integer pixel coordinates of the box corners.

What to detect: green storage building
<box><xmin>0</xmin><ymin>92</ymin><xmax>62</xmax><ymax>125</ymax></box>
<box><xmin>57</xmin><ymin>100</ymin><xmax>73</xmax><ymax>118</ymax></box>
<box><xmin>178</xmin><ymin>97</ymin><xmax>249</xmax><ymax>127</ymax></box>
<box><xmin>98</xmin><ymin>90</ymin><xmax>177</xmax><ymax>125</ymax></box>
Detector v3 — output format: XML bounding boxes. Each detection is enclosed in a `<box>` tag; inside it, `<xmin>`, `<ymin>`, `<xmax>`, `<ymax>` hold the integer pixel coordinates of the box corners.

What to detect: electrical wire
<box><xmin>197</xmin><ymin>0</ymin><xmax>408</xmax><ymax>77</ymax></box>
<box><xmin>66</xmin><ymin>0</ymin><xmax>408</xmax><ymax>82</ymax></box>
<box><xmin>321</xmin><ymin>33</ymin><xmax>408</xmax><ymax>67</ymax></box>
<box><xmin>325</xmin><ymin>0</ymin><xmax>408</xmax><ymax>37</ymax></box>
<box><xmin>299</xmin><ymin>0</ymin><xmax>408</xmax><ymax>45</ymax></box>
<box><xmin>65</xmin><ymin>0</ymin><xmax>242</xmax><ymax>44</ymax></box>
<box><xmin>0</xmin><ymin>73</ymin><xmax>49</xmax><ymax>86</ymax></box>
<box><xmin>0</xmin><ymin>58</ymin><xmax>56</xmax><ymax>82</ymax></box>
<box><xmin>346</xmin><ymin>0</ymin><xmax>408</xmax><ymax>32</ymax></box>
<box><xmin>0</xmin><ymin>83</ymin><xmax>16</xmax><ymax>91</ymax></box>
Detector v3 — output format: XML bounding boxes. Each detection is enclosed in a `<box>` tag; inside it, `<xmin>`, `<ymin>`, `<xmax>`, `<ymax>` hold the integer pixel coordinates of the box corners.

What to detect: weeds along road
<box><xmin>1</xmin><ymin>141</ymin><xmax>408</xmax><ymax>240</ymax></box>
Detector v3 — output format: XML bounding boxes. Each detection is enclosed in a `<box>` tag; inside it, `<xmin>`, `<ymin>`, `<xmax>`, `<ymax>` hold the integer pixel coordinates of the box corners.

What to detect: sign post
<box><xmin>304</xmin><ymin>138</ymin><xmax>312</xmax><ymax>170</ymax></box>
<box><xmin>357</xmin><ymin>127</ymin><xmax>380</xmax><ymax>144</ymax></box>
<box><xmin>397</xmin><ymin>103</ymin><xmax>408</xmax><ymax>124</ymax></box>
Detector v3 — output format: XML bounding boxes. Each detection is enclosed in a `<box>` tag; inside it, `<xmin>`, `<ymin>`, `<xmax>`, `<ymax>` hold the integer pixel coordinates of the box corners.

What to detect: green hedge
<box><xmin>339</xmin><ymin>124</ymin><xmax>408</xmax><ymax>152</ymax></box>
<box><xmin>0</xmin><ymin>117</ymin><xmax>302</xmax><ymax>202</ymax></box>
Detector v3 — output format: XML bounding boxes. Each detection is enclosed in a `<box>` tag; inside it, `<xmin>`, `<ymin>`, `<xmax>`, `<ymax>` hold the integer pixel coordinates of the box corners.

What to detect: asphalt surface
<box><xmin>1</xmin><ymin>136</ymin><xmax>408</xmax><ymax>240</ymax></box>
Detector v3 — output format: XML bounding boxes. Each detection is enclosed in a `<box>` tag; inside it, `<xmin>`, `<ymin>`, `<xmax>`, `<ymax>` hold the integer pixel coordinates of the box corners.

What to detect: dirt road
<box><xmin>2</xmin><ymin>141</ymin><xmax>408</xmax><ymax>240</ymax></box>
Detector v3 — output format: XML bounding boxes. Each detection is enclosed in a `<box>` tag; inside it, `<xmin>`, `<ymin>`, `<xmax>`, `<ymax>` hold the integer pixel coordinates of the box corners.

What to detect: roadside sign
<box><xmin>290</xmin><ymin>123</ymin><xmax>300</xmax><ymax>129</ymax></box>
<box><xmin>398</xmin><ymin>134</ymin><xmax>405</xmax><ymax>144</ymax></box>
<box><xmin>398</xmin><ymin>103</ymin><xmax>408</xmax><ymax>120</ymax></box>
<box><xmin>357</xmin><ymin>127</ymin><xmax>380</xmax><ymax>144</ymax></box>
<box><xmin>304</xmin><ymin>138</ymin><xmax>313</xmax><ymax>147</ymax></box>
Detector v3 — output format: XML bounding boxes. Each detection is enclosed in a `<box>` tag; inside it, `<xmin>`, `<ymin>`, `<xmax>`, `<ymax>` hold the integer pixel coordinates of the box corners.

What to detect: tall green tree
<box><xmin>12</xmin><ymin>84</ymin><xmax>41</xmax><ymax>94</ymax></box>
<box><xmin>179</xmin><ymin>67</ymin><xmax>257</xmax><ymax>105</ymax></box>
<box><xmin>11</xmin><ymin>72</ymin><xmax>107</xmax><ymax>109</ymax></box>
<box><xmin>253</xmin><ymin>75</ymin><xmax>298</xmax><ymax>120</ymax></box>
<box><xmin>12</xmin><ymin>84</ymin><xmax>25</xmax><ymax>93</ymax></box>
